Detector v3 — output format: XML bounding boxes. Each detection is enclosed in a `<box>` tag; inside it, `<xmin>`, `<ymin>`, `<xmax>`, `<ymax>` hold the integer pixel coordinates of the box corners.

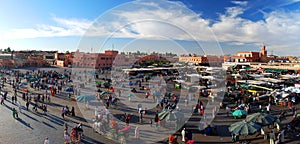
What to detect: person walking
<box><xmin>61</xmin><ymin>107</ymin><xmax>65</xmax><ymax>119</ymax></box>
<box><xmin>14</xmin><ymin>95</ymin><xmax>17</xmax><ymax>103</ymax></box>
<box><xmin>226</xmin><ymin>106</ymin><xmax>231</xmax><ymax>117</ymax></box>
<box><xmin>70</xmin><ymin>128</ymin><xmax>76</xmax><ymax>143</ymax></box>
<box><xmin>63</xmin><ymin>130</ymin><xmax>69</xmax><ymax>144</ymax></box>
<box><xmin>12</xmin><ymin>96</ymin><xmax>15</xmax><ymax>104</ymax></box>
<box><xmin>135</xmin><ymin>126</ymin><xmax>140</xmax><ymax>139</ymax></box>
<box><xmin>231</xmin><ymin>133</ymin><xmax>237</xmax><ymax>142</ymax></box>
<box><xmin>12</xmin><ymin>108</ymin><xmax>18</xmax><ymax>119</ymax></box>
<box><xmin>275</xmin><ymin>133</ymin><xmax>282</xmax><ymax>144</ymax></box>
<box><xmin>17</xmin><ymin>101</ymin><xmax>22</xmax><ymax>113</ymax></box>
<box><xmin>154</xmin><ymin>110</ymin><xmax>159</xmax><ymax>128</ymax></box>
<box><xmin>77</xmin><ymin>122</ymin><xmax>84</xmax><ymax>138</ymax></box>
<box><xmin>261</xmin><ymin>127</ymin><xmax>267</xmax><ymax>140</ymax></box>
<box><xmin>95</xmin><ymin>107</ymin><xmax>99</xmax><ymax>121</ymax></box>
<box><xmin>280</xmin><ymin>130</ymin><xmax>285</xmax><ymax>143</ymax></box>
<box><xmin>139</xmin><ymin>108</ymin><xmax>144</xmax><ymax>124</ymax></box>
<box><xmin>71</xmin><ymin>106</ymin><xmax>75</xmax><ymax>117</ymax></box>
<box><xmin>64</xmin><ymin>122</ymin><xmax>68</xmax><ymax>131</ymax></box>
<box><xmin>169</xmin><ymin>135</ymin><xmax>175</xmax><ymax>144</ymax></box>
<box><xmin>266</xmin><ymin>103</ymin><xmax>271</xmax><ymax>114</ymax></box>
<box><xmin>43</xmin><ymin>104</ymin><xmax>47</xmax><ymax>115</ymax></box>
<box><xmin>1</xmin><ymin>95</ymin><xmax>4</xmax><ymax>105</ymax></box>
<box><xmin>125</xmin><ymin>113</ymin><xmax>130</xmax><ymax>126</ymax></box>
<box><xmin>44</xmin><ymin>137</ymin><xmax>50</xmax><ymax>144</ymax></box>
<box><xmin>269</xmin><ymin>131</ymin><xmax>275</xmax><ymax>144</ymax></box>
<box><xmin>26</xmin><ymin>100</ymin><xmax>29</xmax><ymax>111</ymax></box>
<box><xmin>181</xmin><ymin>128</ymin><xmax>186</xmax><ymax>142</ymax></box>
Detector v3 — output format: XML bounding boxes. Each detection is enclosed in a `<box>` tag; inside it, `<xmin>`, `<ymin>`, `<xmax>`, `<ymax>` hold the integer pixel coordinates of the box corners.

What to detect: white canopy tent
<box><xmin>257</xmin><ymin>78</ymin><xmax>284</xmax><ymax>84</ymax></box>
<box><xmin>248</xmin><ymin>74</ymin><xmax>264</xmax><ymax>79</ymax></box>
<box><xmin>237</xmin><ymin>80</ymin><xmax>267</xmax><ymax>85</ymax></box>
<box><xmin>281</xmin><ymin>74</ymin><xmax>300</xmax><ymax>80</ymax></box>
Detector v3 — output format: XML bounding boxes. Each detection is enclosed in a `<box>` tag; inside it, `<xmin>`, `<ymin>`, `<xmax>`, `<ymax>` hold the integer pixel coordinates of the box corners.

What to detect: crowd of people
<box><xmin>0</xmin><ymin>69</ymin><xmax>85</xmax><ymax>143</ymax></box>
<box><xmin>1</xmin><ymin>65</ymin><xmax>299</xmax><ymax>144</ymax></box>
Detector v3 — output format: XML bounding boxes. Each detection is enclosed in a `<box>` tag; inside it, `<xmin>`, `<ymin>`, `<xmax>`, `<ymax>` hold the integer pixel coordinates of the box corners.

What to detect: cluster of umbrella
<box><xmin>75</xmin><ymin>94</ymin><xmax>96</xmax><ymax>102</ymax></box>
<box><xmin>283</xmin><ymin>87</ymin><xmax>300</xmax><ymax>94</ymax></box>
<box><xmin>59</xmin><ymin>75</ymin><xmax>67</xmax><ymax>79</ymax></box>
<box><xmin>65</xmin><ymin>87</ymin><xmax>74</xmax><ymax>92</ymax></box>
<box><xmin>229</xmin><ymin>113</ymin><xmax>276</xmax><ymax>136</ymax></box>
<box><xmin>232</xmin><ymin>109</ymin><xmax>247</xmax><ymax>118</ymax></box>
<box><xmin>28</xmin><ymin>77</ymin><xmax>38</xmax><ymax>82</ymax></box>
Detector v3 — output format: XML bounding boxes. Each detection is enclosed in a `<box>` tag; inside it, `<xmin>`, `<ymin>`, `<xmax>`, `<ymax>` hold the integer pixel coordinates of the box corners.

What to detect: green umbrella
<box><xmin>229</xmin><ymin>120</ymin><xmax>261</xmax><ymax>136</ymax></box>
<box><xmin>232</xmin><ymin>109</ymin><xmax>247</xmax><ymax>117</ymax></box>
<box><xmin>76</xmin><ymin>94</ymin><xmax>96</xmax><ymax>102</ymax></box>
<box><xmin>127</xmin><ymin>93</ymin><xmax>133</xmax><ymax>97</ymax></box>
<box><xmin>28</xmin><ymin>78</ymin><xmax>38</xmax><ymax>82</ymax></box>
<box><xmin>246</xmin><ymin>113</ymin><xmax>276</xmax><ymax>126</ymax></box>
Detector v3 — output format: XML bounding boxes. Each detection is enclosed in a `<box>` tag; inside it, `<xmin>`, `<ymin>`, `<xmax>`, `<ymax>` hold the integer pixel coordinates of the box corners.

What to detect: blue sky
<box><xmin>1</xmin><ymin>0</ymin><xmax>300</xmax><ymax>56</ymax></box>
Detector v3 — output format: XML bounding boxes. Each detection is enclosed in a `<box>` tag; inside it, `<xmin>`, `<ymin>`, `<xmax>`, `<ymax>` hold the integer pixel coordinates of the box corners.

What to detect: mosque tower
<box><xmin>260</xmin><ymin>43</ymin><xmax>268</xmax><ymax>62</ymax></box>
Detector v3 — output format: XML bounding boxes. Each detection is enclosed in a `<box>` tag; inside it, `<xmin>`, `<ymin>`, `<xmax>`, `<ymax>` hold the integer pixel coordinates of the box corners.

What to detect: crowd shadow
<box><xmin>42</xmin><ymin>121</ymin><xmax>57</xmax><ymax>130</ymax></box>
<box><xmin>22</xmin><ymin>112</ymin><xmax>40</xmax><ymax>122</ymax></box>
<box><xmin>45</xmin><ymin>114</ymin><xmax>65</xmax><ymax>126</ymax></box>
<box><xmin>17</xmin><ymin>117</ymin><xmax>34</xmax><ymax>130</ymax></box>
<box><xmin>47</xmin><ymin>102</ymin><xmax>64</xmax><ymax>108</ymax></box>
<box><xmin>3</xmin><ymin>102</ymin><xmax>13</xmax><ymax>110</ymax></box>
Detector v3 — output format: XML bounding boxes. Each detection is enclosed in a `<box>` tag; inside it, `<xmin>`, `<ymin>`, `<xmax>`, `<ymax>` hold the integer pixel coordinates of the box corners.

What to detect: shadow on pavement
<box><xmin>17</xmin><ymin>117</ymin><xmax>34</xmax><ymax>130</ymax></box>
<box><xmin>81</xmin><ymin>135</ymin><xmax>119</xmax><ymax>144</ymax></box>
<box><xmin>47</xmin><ymin>102</ymin><xmax>65</xmax><ymax>108</ymax></box>
<box><xmin>42</xmin><ymin>121</ymin><xmax>57</xmax><ymax>130</ymax></box>
<box><xmin>22</xmin><ymin>112</ymin><xmax>40</xmax><ymax>122</ymax></box>
<box><xmin>44</xmin><ymin>114</ymin><xmax>64</xmax><ymax>126</ymax></box>
<box><xmin>3</xmin><ymin>103</ymin><xmax>13</xmax><ymax>110</ymax></box>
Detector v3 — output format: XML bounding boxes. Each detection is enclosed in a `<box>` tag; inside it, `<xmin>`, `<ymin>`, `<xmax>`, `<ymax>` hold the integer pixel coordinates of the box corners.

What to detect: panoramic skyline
<box><xmin>0</xmin><ymin>0</ymin><xmax>300</xmax><ymax>56</ymax></box>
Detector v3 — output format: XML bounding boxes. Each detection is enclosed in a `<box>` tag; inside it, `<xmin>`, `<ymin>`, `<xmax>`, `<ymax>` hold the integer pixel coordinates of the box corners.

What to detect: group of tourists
<box><xmin>0</xmin><ymin>69</ymin><xmax>87</xmax><ymax>144</ymax></box>
<box><xmin>61</xmin><ymin>105</ymin><xmax>75</xmax><ymax>119</ymax></box>
<box><xmin>63</xmin><ymin>122</ymin><xmax>84</xmax><ymax>144</ymax></box>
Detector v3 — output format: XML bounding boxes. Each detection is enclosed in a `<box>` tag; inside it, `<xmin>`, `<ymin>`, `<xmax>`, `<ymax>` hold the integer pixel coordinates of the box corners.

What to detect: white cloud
<box><xmin>211</xmin><ymin>8</ymin><xmax>300</xmax><ymax>55</ymax></box>
<box><xmin>1</xmin><ymin>0</ymin><xmax>300</xmax><ymax>55</ymax></box>
<box><xmin>225</xmin><ymin>7</ymin><xmax>245</xmax><ymax>17</ymax></box>
<box><xmin>1</xmin><ymin>17</ymin><xmax>93</xmax><ymax>39</ymax></box>
<box><xmin>231</xmin><ymin>1</ymin><xmax>248</xmax><ymax>6</ymax></box>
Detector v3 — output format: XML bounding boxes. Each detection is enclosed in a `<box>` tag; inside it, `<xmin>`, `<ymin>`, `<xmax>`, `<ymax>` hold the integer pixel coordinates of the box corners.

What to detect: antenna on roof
<box><xmin>112</xmin><ymin>44</ymin><xmax>114</xmax><ymax>50</ymax></box>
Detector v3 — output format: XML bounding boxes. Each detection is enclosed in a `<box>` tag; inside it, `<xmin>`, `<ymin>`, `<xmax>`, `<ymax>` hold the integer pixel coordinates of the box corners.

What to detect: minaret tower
<box><xmin>260</xmin><ymin>43</ymin><xmax>267</xmax><ymax>62</ymax></box>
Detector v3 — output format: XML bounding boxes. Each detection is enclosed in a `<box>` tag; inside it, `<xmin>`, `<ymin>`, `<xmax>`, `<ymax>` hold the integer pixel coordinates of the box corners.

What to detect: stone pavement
<box><xmin>1</xmin><ymin>67</ymin><xmax>299</xmax><ymax>144</ymax></box>
<box><xmin>0</xmin><ymin>78</ymin><xmax>118</xmax><ymax>144</ymax></box>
